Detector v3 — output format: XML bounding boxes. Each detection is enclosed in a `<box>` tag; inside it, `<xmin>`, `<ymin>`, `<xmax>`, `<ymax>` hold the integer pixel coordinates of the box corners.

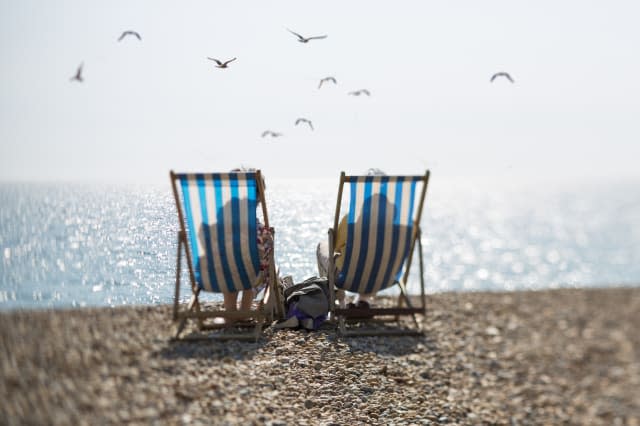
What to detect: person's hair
<box><xmin>230</xmin><ymin>166</ymin><xmax>256</xmax><ymax>173</ymax></box>
<box><xmin>366</xmin><ymin>168</ymin><xmax>386</xmax><ymax>176</ymax></box>
<box><xmin>230</xmin><ymin>166</ymin><xmax>265</xmax><ymax>199</ymax></box>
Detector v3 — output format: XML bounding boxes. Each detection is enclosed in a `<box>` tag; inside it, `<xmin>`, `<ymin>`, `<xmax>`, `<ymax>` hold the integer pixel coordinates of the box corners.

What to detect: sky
<box><xmin>1</xmin><ymin>0</ymin><xmax>639</xmax><ymax>184</ymax></box>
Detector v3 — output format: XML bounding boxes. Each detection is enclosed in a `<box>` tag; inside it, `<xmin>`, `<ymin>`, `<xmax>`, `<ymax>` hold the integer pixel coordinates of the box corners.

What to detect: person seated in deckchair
<box><xmin>221</xmin><ymin>220</ymin><xmax>273</xmax><ymax>313</ymax></box>
<box><xmin>197</xmin><ymin>167</ymin><xmax>274</xmax><ymax>316</ymax></box>
<box><xmin>316</xmin><ymin>215</ymin><xmax>372</xmax><ymax>308</ymax></box>
<box><xmin>315</xmin><ymin>168</ymin><xmax>387</xmax><ymax>309</ymax></box>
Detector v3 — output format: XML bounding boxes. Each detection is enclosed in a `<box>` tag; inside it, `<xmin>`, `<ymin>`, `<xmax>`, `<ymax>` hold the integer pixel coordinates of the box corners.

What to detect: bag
<box><xmin>283</xmin><ymin>276</ymin><xmax>330</xmax><ymax>330</ymax></box>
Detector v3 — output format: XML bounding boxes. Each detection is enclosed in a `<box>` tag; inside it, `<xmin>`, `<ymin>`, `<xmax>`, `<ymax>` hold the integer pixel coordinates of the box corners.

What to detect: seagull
<box><xmin>490</xmin><ymin>72</ymin><xmax>514</xmax><ymax>83</ymax></box>
<box><xmin>287</xmin><ymin>29</ymin><xmax>327</xmax><ymax>43</ymax></box>
<box><xmin>348</xmin><ymin>89</ymin><xmax>371</xmax><ymax>96</ymax></box>
<box><xmin>261</xmin><ymin>130</ymin><xmax>283</xmax><ymax>138</ymax></box>
<box><xmin>295</xmin><ymin>118</ymin><xmax>314</xmax><ymax>131</ymax></box>
<box><xmin>118</xmin><ymin>31</ymin><xmax>142</xmax><ymax>42</ymax></box>
<box><xmin>207</xmin><ymin>57</ymin><xmax>237</xmax><ymax>68</ymax></box>
<box><xmin>70</xmin><ymin>63</ymin><xmax>84</xmax><ymax>82</ymax></box>
<box><xmin>318</xmin><ymin>76</ymin><xmax>337</xmax><ymax>89</ymax></box>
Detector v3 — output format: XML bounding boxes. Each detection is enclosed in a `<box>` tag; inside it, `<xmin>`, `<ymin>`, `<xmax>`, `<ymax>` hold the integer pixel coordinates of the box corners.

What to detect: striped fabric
<box><xmin>336</xmin><ymin>176</ymin><xmax>421</xmax><ymax>294</ymax></box>
<box><xmin>175</xmin><ymin>172</ymin><xmax>260</xmax><ymax>293</ymax></box>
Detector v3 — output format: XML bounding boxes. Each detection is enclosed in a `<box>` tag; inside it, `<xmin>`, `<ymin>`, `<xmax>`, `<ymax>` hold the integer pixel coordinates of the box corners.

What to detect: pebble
<box><xmin>0</xmin><ymin>288</ymin><xmax>638</xmax><ymax>425</ymax></box>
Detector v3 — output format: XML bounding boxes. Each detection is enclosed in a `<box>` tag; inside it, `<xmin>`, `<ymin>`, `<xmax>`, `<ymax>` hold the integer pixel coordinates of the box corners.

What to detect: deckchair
<box><xmin>326</xmin><ymin>171</ymin><xmax>430</xmax><ymax>336</ymax></box>
<box><xmin>169</xmin><ymin>170</ymin><xmax>283</xmax><ymax>340</ymax></box>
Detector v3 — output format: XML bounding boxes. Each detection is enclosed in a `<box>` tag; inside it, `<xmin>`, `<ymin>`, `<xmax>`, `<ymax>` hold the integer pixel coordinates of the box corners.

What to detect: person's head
<box><xmin>230</xmin><ymin>166</ymin><xmax>265</xmax><ymax>201</ymax></box>
<box><xmin>366</xmin><ymin>168</ymin><xmax>386</xmax><ymax>176</ymax></box>
<box><xmin>230</xmin><ymin>166</ymin><xmax>255</xmax><ymax>173</ymax></box>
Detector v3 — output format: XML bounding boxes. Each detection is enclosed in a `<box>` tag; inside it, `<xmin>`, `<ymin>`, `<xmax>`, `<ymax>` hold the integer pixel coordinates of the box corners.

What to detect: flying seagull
<box><xmin>118</xmin><ymin>31</ymin><xmax>142</xmax><ymax>41</ymax></box>
<box><xmin>287</xmin><ymin>29</ymin><xmax>327</xmax><ymax>43</ymax></box>
<box><xmin>490</xmin><ymin>72</ymin><xmax>514</xmax><ymax>83</ymax></box>
<box><xmin>348</xmin><ymin>89</ymin><xmax>371</xmax><ymax>96</ymax></box>
<box><xmin>295</xmin><ymin>118</ymin><xmax>314</xmax><ymax>131</ymax></box>
<box><xmin>318</xmin><ymin>76</ymin><xmax>337</xmax><ymax>89</ymax></box>
<box><xmin>261</xmin><ymin>130</ymin><xmax>283</xmax><ymax>138</ymax></box>
<box><xmin>70</xmin><ymin>63</ymin><xmax>84</xmax><ymax>82</ymax></box>
<box><xmin>207</xmin><ymin>57</ymin><xmax>237</xmax><ymax>68</ymax></box>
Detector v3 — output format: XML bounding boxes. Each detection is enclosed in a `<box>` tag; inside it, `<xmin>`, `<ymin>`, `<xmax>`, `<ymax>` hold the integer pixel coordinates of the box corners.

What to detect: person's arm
<box><xmin>334</xmin><ymin>215</ymin><xmax>348</xmax><ymax>270</ymax></box>
<box><xmin>334</xmin><ymin>216</ymin><xmax>347</xmax><ymax>256</ymax></box>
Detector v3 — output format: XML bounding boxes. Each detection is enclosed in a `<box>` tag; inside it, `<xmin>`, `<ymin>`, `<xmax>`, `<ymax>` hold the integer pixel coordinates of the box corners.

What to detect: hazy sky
<box><xmin>1</xmin><ymin>1</ymin><xmax>639</xmax><ymax>183</ymax></box>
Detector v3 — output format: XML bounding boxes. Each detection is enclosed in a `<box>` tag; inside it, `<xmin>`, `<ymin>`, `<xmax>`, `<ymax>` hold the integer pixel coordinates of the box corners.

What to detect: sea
<box><xmin>1</xmin><ymin>178</ymin><xmax>639</xmax><ymax>310</ymax></box>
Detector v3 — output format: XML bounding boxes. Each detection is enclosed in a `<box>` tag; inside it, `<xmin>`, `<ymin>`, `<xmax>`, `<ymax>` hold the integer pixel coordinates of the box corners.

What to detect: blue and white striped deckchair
<box><xmin>169</xmin><ymin>170</ymin><xmax>282</xmax><ymax>339</ymax></box>
<box><xmin>327</xmin><ymin>171</ymin><xmax>430</xmax><ymax>336</ymax></box>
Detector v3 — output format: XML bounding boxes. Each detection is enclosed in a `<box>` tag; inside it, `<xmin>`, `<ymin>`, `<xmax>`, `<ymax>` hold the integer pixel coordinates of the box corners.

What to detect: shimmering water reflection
<box><xmin>1</xmin><ymin>179</ymin><xmax>639</xmax><ymax>309</ymax></box>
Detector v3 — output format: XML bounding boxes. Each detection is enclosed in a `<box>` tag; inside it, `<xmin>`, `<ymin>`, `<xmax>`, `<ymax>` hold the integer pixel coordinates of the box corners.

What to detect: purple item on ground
<box><xmin>286</xmin><ymin>303</ymin><xmax>327</xmax><ymax>330</ymax></box>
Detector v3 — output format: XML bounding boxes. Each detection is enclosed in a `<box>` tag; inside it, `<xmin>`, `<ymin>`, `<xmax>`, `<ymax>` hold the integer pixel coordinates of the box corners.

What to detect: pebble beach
<box><xmin>1</xmin><ymin>287</ymin><xmax>639</xmax><ymax>425</ymax></box>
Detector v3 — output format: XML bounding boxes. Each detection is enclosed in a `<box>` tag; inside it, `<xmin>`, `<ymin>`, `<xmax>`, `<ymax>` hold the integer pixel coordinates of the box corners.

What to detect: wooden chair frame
<box><xmin>169</xmin><ymin>170</ymin><xmax>284</xmax><ymax>340</ymax></box>
<box><xmin>327</xmin><ymin>170</ymin><xmax>430</xmax><ymax>336</ymax></box>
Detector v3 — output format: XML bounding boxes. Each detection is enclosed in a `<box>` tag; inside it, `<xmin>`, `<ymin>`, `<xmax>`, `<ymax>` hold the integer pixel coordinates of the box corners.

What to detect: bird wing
<box><xmin>362</xmin><ymin>89</ymin><xmax>370</xmax><ymax>96</ymax></box>
<box><xmin>308</xmin><ymin>121</ymin><xmax>314</xmax><ymax>130</ymax></box>
<box><xmin>117</xmin><ymin>32</ymin><xmax>126</xmax><ymax>41</ymax></box>
<box><xmin>287</xmin><ymin>29</ymin><xmax>304</xmax><ymax>40</ymax></box>
<box><xmin>490</xmin><ymin>72</ymin><xmax>514</xmax><ymax>83</ymax></box>
<box><xmin>207</xmin><ymin>57</ymin><xmax>222</xmax><ymax>65</ymax></box>
<box><xmin>223</xmin><ymin>57</ymin><xmax>237</xmax><ymax>66</ymax></box>
<box><xmin>328</xmin><ymin>77</ymin><xmax>336</xmax><ymax>83</ymax></box>
<box><xmin>318</xmin><ymin>80</ymin><xmax>323</xmax><ymax>89</ymax></box>
<box><xmin>261</xmin><ymin>131</ymin><xmax>270</xmax><ymax>137</ymax></box>
<box><xmin>307</xmin><ymin>35</ymin><xmax>327</xmax><ymax>41</ymax></box>
<box><xmin>133</xmin><ymin>31</ymin><xmax>141</xmax><ymax>40</ymax></box>
<box><xmin>295</xmin><ymin>119</ymin><xmax>302</xmax><ymax>125</ymax></box>
<box><xmin>70</xmin><ymin>63</ymin><xmax>83</xmax><ymax>81</ymax></box>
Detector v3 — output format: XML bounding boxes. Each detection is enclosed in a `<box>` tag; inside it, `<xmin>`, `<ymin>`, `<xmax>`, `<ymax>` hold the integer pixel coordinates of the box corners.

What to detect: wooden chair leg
<box><xmin>337</xmin><ymin>289</ymin><xmax>346</xmax><ymax>309</ymax></box>
<box><xmin>261</xmin><ymin>285</ymin><xmax>272</xmax><ymax>322</ymax></box>
<box><xmin>253</xmin><ymin>315</ymin><xmax>265</xmax><ymax>341</ymax></box>
<box><xmin>396</xmin><ymin>281</ymin><xmax>420</xmax><ymax>328</ymax></box>
<box><xmin>417</xmin><ymin>231</ymin><xmax>427</xmax><ymax>312</ymax></box>
<box><xmin>339</xmin><ymin>316</ymin><xmax>346</xmax><ymax>336</ymax></box>
<box><xmin>327</xmin><ymin>228</ymin><xmax>337</xmax><ymax>320</ymax></box>
<box><xmin>185</xmin><ymin>291</ymin><xmax>203</xmax><ymax>330</ymax></box>
<box><xmin>194</xmin><ymin>299</ymin><xmax>204</xmax><ymax>330</ymax></box>
<box><xmin>262</xmin><ymin>255</ymin><xmax>282</xmax><ymax>321</ymax></box>
<box><xmin>173</xmin><ymin>234</ymin><xmax>183</xmax><ymax>321</ymax></box>
<box><xmin>174</xmin><ymin>318</ymin><xmax>187</xmax><ymax>339</ymax></box>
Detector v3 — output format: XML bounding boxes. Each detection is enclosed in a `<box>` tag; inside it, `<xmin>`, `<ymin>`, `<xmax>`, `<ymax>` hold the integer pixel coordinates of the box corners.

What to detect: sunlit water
<box><xmin>1</xmin><ymin>179</ymin><xmax>639</xmax><ymax>310</ymax></box>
